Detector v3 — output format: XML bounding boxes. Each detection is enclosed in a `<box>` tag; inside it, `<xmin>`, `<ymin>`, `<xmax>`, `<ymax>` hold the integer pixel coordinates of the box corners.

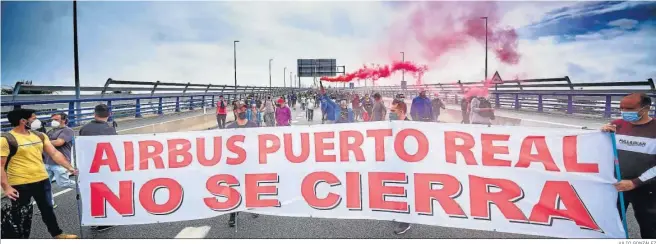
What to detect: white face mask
<box><xmin>50</xmin><ymin>120</ymin><xmax>61</xmax><ymax>128</ymax></box>
<box><xmin>30</xmin><ymin>119</ymin><xmax>42</xmax><ymax>130</ymax></box>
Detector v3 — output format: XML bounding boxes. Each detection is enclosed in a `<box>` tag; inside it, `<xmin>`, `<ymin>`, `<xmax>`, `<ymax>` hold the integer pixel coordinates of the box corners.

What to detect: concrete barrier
<box><xmin>117</xmin><ymin>111</ymin><xmax>233</xmax><ymax>135</ymax></box>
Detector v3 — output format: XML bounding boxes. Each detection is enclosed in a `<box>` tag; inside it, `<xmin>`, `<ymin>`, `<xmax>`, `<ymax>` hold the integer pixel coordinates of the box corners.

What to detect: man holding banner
<box><xmin>601</xmin><ymin>92</ymin><xmax>656</xmax><ymax>238</ymax></box>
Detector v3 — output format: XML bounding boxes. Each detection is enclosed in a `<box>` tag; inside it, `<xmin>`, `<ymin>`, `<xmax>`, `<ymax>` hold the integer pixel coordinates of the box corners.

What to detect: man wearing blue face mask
<box><xmin>601</xmin><ymin>93</ymin><xmax>655</xmax><ymax>238</ymax></box>
<box><xmin>388</xmin><ymin>99</ymin><xmax>413</xmax><ymax>235</ymax></box>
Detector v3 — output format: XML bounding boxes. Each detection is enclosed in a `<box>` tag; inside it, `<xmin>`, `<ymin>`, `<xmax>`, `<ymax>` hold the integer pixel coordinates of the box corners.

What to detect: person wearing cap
<box><xmin>410</xmin><ymin>90</ymin><xmax>433</xmax><ymax>122</ymax></box>
<box><xmin>275</xmin><ymin>100</ymin><xmax>292</xmax><ymax>126</ymax></box>
<box><xmin>226</xmin><ymin>102</ymin><xmax>258</xmax><ymax>129</ymax></box>
<box><xmin>247</xmin><ymin>104</ymin><xmax>262</xmax><ymax>126</ymax></box>
<box><xmin>431</xmin><ymin>93</ymin><xmax>446</xmax><ymax>122</ymax></box>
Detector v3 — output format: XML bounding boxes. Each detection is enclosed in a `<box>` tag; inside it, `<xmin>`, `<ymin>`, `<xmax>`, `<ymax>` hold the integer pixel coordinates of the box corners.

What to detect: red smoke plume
<box><xmin>390</xmin><ymin>1</ymin><xmax>520</xmax><ymax>65</ymax></box>
<box><xmin>320</xmin><ymin>61</ymin><xmax>428</xmax><ymax>84</ymax></box>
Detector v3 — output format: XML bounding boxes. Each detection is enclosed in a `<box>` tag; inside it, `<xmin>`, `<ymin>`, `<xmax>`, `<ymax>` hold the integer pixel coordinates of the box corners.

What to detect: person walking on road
<box><xmin>1</xmin><ymin>108</ymin><xmax>79</xmax><ymax>239</ymax></box>
<box><xmin>601</xmin><ymin>93</ymin><xmax>656</xmax><ymax>238</ymax></box>
<box><xmin>43</xmin><ymin>113</ymin><xmax>76</xmax><ymax>208</ymax></box>
<box><xmin>335</xmin><ymin>100</ymin><xmax>355</xmax><ymax>123</ymax></box>
<box><xmin>431</xmin><ymin>93</ymin><xmax>446</xmax><ymax>122</ymax></box>
<box><xmin>275</xmin><ymin>100</ymin><xmax>292</xmax><ymax>126</ymax></box>
<box><xmin>351</xmin><ymin>94</ymin><xmax>362</xmax><ymax>121</ymax></box>
<box><xmin>371</xmin><ymin>93</ymin><xmax>387</xmax><ymax>122</ymax></box>
<box><xmin>410</xmin><ymin>90</ymin><xmax>433</xmax><ymax>122</ymax></box>
<box><xmin>306</xmin><ymin>97</ymin><xmax>315</xmax><ymax>121</ymax></box>
<box><xmin>216</xmin><ymin>95</ymin><xmax>228</xmax><ymax>129</ymax></box>
<box><xmin>247</xmin><ymin>104</ymin><xmax>262</xmax><ymax>127</ymax></box>
<box><xmin>225</xmin><ymin>102</ymin><xmax>260</xmax><ymax>227</ymax></box>
<box><xmin>387</xmin><ymin>99</ymin><xmax>413</xmax><ymax>235</ymax></box>
<box><xmin>468</xmin><ymin>89</ymin><xmax>495</xmax><ymax>126</ymax></box>
<box><xmin>261</xmin><ymin>96</ymin><xmax>276</xmax><ymax>127</ymax></box>
<box><xmin>361</xmin><ymin>94</ymin><xmax>374</xmax><ymax>120</ymax></box>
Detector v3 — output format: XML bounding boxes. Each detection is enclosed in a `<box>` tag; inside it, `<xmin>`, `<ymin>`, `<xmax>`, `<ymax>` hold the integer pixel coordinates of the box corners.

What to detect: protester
<box><xmin>260</xmin><ymin>96</ymin><xmax>276</xmax><ymax>127</ymax></box>
<box><xmin>43</xmin><ymin>113</ymin><xmax>76</xmax><ymax>208</ymax></box>
<box><xmin>468</xmin><ymin>90</ymin><xmax>495</xmax><ymax>125</ymax></box>
<box><xmin>78</xmin><ymin>104</ymin><xmax>118</xmax><ymax>232</ymax></box>
<box><xmin>306</xmin><ymin>97</ymin><xmax>315</xmax><ymax>121</ymax></box>
<box><xmin>361</xmin><ymin>94</ymin><xmax>374</xmax><ymax>119</ymax></box>
<box><xmin>224</xmin><ymin>102</ymin><xmax>259</xmax><ymax>227</ymax></box>
<box><xmin>231</xmin><ymin>100</ymin><xmax>239</xmax><ymax>122</ymax></box>
<box><xmin>275</xmin><ymin>100</ymin><xmax>292</xmax><ymax>126</ymax></box>
<box><xmin>387</xmin><ymin>99</ymin><xmax>413</xmax><ymax>235</ymax></box>
<box><xmin>431</xmin><ymin>93</ymin><xmax>446</xmax><ymax>122</ymax></box>
<box><xmin>1</xmin><ymin>108</ymin><xmax>78</xmax><ymax>239</ymax></box>
<box><xmin>247</xmin><ymin>104</ymin><xmax>262</xmax><ymax>126</ymax></box>
<box><xmin>216</xmin><ymin>95</ymin><xmax>228</xmax><ymax>129</ymax></box>
<box><xmin>351</xmin><ymin>94</ymin><xmax>362</xmax><ymax>121</ymax></box>
<box><xmin>600</xmin><ymin>93</ymin><xmax>655</xmax><ymax>238</ymax></box>
<box><xmin>321</xmin><ymin>96</ymin><xmax>328</xmax><ymax>124</ymax></box>
<box><xmin>461</xmin><ymin>96</ymin><xmax>471</xmax><ymax>124</ymax></box>
<box><xmin>321</xmin><ymin>95</ymin><xmax>338</xmax><ymax>124</ymax></box>
<box><xmin>410</xmin><ymin>90</ymin><xmax>433</xmax><ymax>122</ymax></box>
<box><xmin>277</xmin><ymin>96</ymin><xmax>285</xmax><ymax>106</ymax></box>
<box><xmin>335</xmin><ymin>100</ymin><xmax>355</xmax><ymax>123</ymax></box>
<box><xmin>371</xmin><ymin>93</ymin><xmax>387</xmax><ymax>121</ymax></box>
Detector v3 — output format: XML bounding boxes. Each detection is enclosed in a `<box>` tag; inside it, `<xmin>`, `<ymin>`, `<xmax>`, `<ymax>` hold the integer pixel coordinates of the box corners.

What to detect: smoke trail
<box><xmin>391</xmin><ymin>1</ymin><xmax>520</xmax><ymax>66</ymax></box>
<box><xmin>320</xmin><ymin>61</ymin><xmax>428</xmax><ymax>84</ymax></box>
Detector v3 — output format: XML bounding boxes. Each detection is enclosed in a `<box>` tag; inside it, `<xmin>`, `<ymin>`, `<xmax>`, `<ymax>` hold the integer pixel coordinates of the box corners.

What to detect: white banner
<box><xmin>75</xmin><ymin>122</ymin><xmax>625</xmax><ymax>238</ymax></box>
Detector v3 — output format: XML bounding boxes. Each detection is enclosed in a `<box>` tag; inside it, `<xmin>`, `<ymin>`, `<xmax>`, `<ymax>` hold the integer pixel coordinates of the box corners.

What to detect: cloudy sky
<box><xmin>2</xmin><ymin>1</ymin><xmax>655</xmax><ymax>89</ymax></box>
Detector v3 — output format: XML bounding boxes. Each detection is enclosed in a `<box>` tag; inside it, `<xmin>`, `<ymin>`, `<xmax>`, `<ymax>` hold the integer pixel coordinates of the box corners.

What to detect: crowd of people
<box><xmin>1</xmin><ymin>85</ymin><xmax>654</xmax><ymax>238</ymax></box>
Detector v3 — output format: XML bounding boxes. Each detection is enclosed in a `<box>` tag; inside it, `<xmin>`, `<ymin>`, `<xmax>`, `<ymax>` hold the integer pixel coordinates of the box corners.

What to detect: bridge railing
<box><xmin>1</xmin><ymin>80</ymin><xmax>307</xmax><ymax>131</ymax></box>
<box><xmin>346</xmin><ymin>77</ymin><xmax>656</xmax><ymax>119</ymax></box>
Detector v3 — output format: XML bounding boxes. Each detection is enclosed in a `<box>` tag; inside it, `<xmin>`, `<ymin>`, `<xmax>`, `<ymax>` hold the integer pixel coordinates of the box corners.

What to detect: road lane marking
<box><xmin>175</xmin><ymin>226</ymin><xmax>211</xmax><ymax>238</ymax></box>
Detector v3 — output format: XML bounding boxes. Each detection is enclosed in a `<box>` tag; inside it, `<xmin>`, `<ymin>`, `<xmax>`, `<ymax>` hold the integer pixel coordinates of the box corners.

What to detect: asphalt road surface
<box><xmin>13</xmin><ymin>102</ymin><xmax>641</xmax><ymax>239</ymax></box>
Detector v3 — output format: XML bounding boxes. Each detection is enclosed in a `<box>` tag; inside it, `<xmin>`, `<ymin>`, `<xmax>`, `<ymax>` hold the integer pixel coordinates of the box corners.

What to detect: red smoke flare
<box><xmin>320</xmin><ymin>61</ymin><xmax>428</xmax><ymax>85</ymax></box>
<box><xmin>390</xmin><ymin>1</ymin><xmax>520</xmax><ymax>66</ymax></box>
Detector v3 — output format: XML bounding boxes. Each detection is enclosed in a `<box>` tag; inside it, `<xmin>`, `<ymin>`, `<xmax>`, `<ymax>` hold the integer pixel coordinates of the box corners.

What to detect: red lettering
<box><xmin>516</xmin><ymin>136</ymin><xmax>560</xmax><ymax>171</ymax></box>
<box><xmin>90</xmin><ymin>142</ymin><xmax>120</xmax><ymax>173</ymax></box>
<box><xmin>258</xmin><ymin>134</ymin><xmax>280</xmax><ymax>164</ymax></box>
<box><xmin>481</xmin><ymin>134</ymin><xmax>511</xmax><ymax>167</ymax></box>
<box><xmin>395</xmin><ymin>129</ymin><xmax>429</xmax><ymax>162</ymax></box>
<box><xmin>414</xmin><ymin>173</ymin><xmax>466</xmax><ymax>217</ymax></box>
<box><xmin>339</xmin><ymin>131</ymin><xmax>365</xmax><ymax>162</ymax></box>
<box><xmin>139</xmin><ymin>178</ymin><xmax>184</xmax><ymax>215</ymax></box>
<box><xmin>315</xmin><ymin>132</ymin><xmax>336</xmax><ymax>162</ymax></box>
<box><xmin>139</xmin><ymin>140</ymin><xmax>164</xmax><ymax>170</ymax></box>
<box><xmin>469</xmin><ymin>175</ymin><xmax>527</xmax><ymax>222</ymax></box>
<box><xmin>366</xmin><ymin>129</ymin><xmax>393</xmax><ymax>161</ymax></box>
<box><xmin>204</xmin><ymin>174</ymin><xmax>242</xmax><ymax>211</ymax></box>
<box><xmin>197</xmin><ymin>137</ymin><xmax>222</xmax><ymax>167</ymax></box>
<box><xmin>245</xmin><ymin>173</ymin><xmax>281</xmax><ymax>208</ymax></box>
<box><xmin>301</xmin><ymin>172</ymin><xmax>341</xmax><ymax>210</ymax></box>
<box><xmin>346</xmin><ymin>172</ymin><xmax>362</xmax><ymax>210</ymax></box>
<box><xmin>529</xmin><ymin>181</ymin><xmax>601</xmax><ymax>231</ymax></box>
<box><xmin>124</xmin><ymin>142</ymin><xmax>134</xmax><ymax>171</ymax></box>
<box><xmin>284</xmin><ymin>133</ymin><xmax>310</xmax><ymax>163</ymax></box>
<box><xmin>563</xmin><ymin>136</ymin><xmax>599</xmax><ymax>173</ymax></box>
<box><xmin>368</xmin><ymin>172</ymin><xmax>408</xmax><ymax>213</ymax></box>
<box><xmin>444</xmin><ymin>131</ymin><xmax>477</xmax><ymax>165</ymax></box>
<box><xmin>90</xmin><ymin>181</ymin><xmax>134</xmax><ymax>217</ymax></box>
<box><xmin>226</xmin><ymin>135</ymin><xmax>246</xmax><ymax>165</ymax></box>
<box><xmin>167</xmin><ymin>139</ymin><xmax>192</xmax><ymax>168</ymax></box>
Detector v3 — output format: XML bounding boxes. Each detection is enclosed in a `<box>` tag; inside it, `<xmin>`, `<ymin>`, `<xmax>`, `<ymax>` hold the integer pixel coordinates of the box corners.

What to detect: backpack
<box><xmin>1</xmin><ymin>131</ymin><xmax>46</xmax><ymax>170</ymax></box>
<box><xmin>477</xmin><ymin>97</ymin><xmax>495</xmax><ymax>119</ymax></box>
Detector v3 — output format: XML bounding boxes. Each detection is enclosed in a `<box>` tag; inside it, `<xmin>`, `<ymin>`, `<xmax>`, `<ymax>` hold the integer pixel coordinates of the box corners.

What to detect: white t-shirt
<box><xmin>307</xmin><ymin>100</ymin><xmax>315</xmax><ymax>109</ymax></box>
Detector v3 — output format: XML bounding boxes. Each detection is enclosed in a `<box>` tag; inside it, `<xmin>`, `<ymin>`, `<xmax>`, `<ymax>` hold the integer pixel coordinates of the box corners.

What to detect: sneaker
<box><xmin>54</xmin><ymin>233</ymin><xmax>78</xmax><ymax>239</ymax></box>
<box><xmin>228</xmin><ymin>213</ymin><xmax>236</xmax><ymax>227</ymax></box>
<box><xmin>93</xmin><ymin>226</ymin><xmax>115</xmax><ymax>232</ymax></box>
<box><xmin>394</xmin><ymin>222</ymin><xmax>411</xmax><ymax>235</ymax></box>
<box><xmin>53</xmin><ymin>204</ymin><xmax>58</xmax><ymax>209</ymax></box>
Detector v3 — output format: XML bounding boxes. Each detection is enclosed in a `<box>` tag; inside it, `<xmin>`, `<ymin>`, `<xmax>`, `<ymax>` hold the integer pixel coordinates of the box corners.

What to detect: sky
<box><xmin>1</xmin><ymin>1</ymin><xmax>655</xmax><ymax>89</ymax></box>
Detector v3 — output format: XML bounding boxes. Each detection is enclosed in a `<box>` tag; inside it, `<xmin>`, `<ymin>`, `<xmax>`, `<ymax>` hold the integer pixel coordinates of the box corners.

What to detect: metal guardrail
<box><xmin>1</xmin><ymin>80</ymin><xmax>309</xmax><ymax>131</ymax></box>
<box><xmin>343</xmin><ymin>77</ymin><xmax>656</xmax><ymax>119</ymax></box>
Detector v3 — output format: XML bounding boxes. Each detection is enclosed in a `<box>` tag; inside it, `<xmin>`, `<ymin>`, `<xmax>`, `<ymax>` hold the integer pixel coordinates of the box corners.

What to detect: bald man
<box><xmin>601</xmin><ymin>92</ymin><xmax>655</xmax><ymax>238</ymax></box>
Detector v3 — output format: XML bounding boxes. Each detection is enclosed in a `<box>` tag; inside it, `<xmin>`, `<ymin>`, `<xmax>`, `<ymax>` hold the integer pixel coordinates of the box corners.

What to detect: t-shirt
<box><xmin>307</xmin><ymin>100</ymin><xmax>315</xmax><ymax>110</ymax></box>
<box><xmin>1</xmin><ymin>131</ymin><xmax>51</xmax><ymax>186</ymax></box>
<box><xmin>217</xmin><ymin>100</ymin><xmax>228</xmax><ymax>114</ymax></box>
<box><xmin>44</xmin><ymin>127</ymin><xmax>74</xmax><ymax>165</ymax></box>
<box><xmin>225</xmin><ymin>120</ymin><xmax>259</xmax><ymax>129</ymax></box>
<box><xmin>469</xmin><ymin>97</ymin><xmax>491</xmax><ymax>125</ymax></box>
<box><xmin>372</xmin><ymin>101</ymin><xmax>387</xmax><ymax>121</ymax></box>
<box><xmin>263</xmin><ymin>100</ymin><xmax>275</xmax><ymax>113</ymax></box>
<box><xmin>79</xmin><ymin>120</ymin><xmax>118</xmax><ymax>136</ymax></box>
<box><xmin>612</xmin><ymin>119</ymin><xmax>656</xmax><ymax>186</ymax></box>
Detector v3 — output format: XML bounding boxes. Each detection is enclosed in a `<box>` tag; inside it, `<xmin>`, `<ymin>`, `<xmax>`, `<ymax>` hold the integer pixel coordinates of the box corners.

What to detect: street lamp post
<box><xmin>400</xmin><ymin>51</ymin><xmax>405</xmax><ymax>82</ymax></box>
<box><xmin>289</xmin><ymin>72</ymin><xmax>292</xmax><ymax>88</ymax></box>
<box><xmin>269</xmin><ymin>58</ymin><xmax>273</xmax><ymax>88</ymax></box>
<box><xmin>481</xmin><ymin>17</ymin><xmax>488</xmax><ymax>81</ymax></box>
<box><xmin>234</xmin><ymin>40</ymin><xmax>239</xmax><ymax>94</ymax></box>
<box><xmin>283</xmin><ymin>67</ymin><xmax>287</xmax><ymax>87</ymax></box>
<box><xmin>73</xmin><ymin>0</ymin><xmax>81</xmax><ymax>125</ymax></box>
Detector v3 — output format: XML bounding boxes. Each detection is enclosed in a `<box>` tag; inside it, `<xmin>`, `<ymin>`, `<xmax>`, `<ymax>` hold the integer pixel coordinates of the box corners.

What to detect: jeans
<box><xmin>618</xmin><ymin>184</ymin><xmax>656</xmax><ymax>238</ymax></box>
<box><xmin>45</xmin><ymin>164</ymin><xmax>76</xmax><ymax>206</ymax></box>
<box><xmin>307</xmin><ymin>109</ymin><xmax>314</xmax><ymax>120</ymax></box>
<box><xmin>216</xmin><ymin>114</ymin><xmax>227</xmax><ymax>129</ymax></box>
<box><xmin>264</xmin><ymin>112</ymin><xmax>275</xmax><ymax>127</ymax></box>
<box><xmin>10</xmin><ymin>180</ymin><xmax>64</xmax><ymax>238</ymax></box>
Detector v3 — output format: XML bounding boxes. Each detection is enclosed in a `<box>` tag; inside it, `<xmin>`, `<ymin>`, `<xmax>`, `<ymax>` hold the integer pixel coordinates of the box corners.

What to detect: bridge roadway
<box><xmin>15</xmin><ymin>100</ymin><xmax>640</xmax><ymax>239</ymax></box>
